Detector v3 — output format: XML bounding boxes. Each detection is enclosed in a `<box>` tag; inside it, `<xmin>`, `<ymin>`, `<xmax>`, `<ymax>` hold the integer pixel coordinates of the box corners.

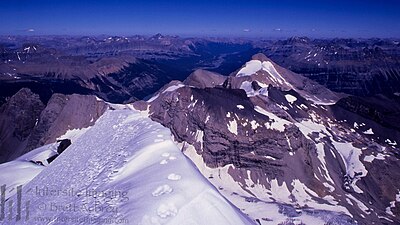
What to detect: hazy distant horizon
<box><xmin>2</xmin><ymin>33</ymin><xmax>400</xmax><ymax>40</ymax></box>
<box><xmin>1</xmin><ymin>0</ymin><xmax>399</xmax><ymax>38</ymax></box>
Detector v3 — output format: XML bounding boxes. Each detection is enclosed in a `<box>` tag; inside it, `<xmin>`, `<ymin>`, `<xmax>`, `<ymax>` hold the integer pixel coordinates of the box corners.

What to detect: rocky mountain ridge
<box><xmin>0</xmin><ymin>88</ymin><xmax>107</xmax><ymax>163</ymax></box>
<box><xmin>133</xmin><ymin>53</ymin><xmax>400</xmax><ymax>224</ymax></box>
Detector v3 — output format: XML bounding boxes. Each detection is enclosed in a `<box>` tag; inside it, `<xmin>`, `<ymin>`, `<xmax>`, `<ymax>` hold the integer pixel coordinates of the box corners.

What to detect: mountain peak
<box><xmin>251</xmin><ymin>53</ymin><xmax>270</xmax><ymax>61</ymax></box>
<box><xmin>235</xmin><ymin>54</ymin><xmax>294</xmax><ymax>90</ymax></box>
<box><xmin>234</xmin><ymin>54</ymin><xmax>342</xmax><ymax>104</ymax></box>
<box><xmin>183</xmin><ymin>69</ymin><xmax>226</xmax><ymax>88</ymax></box>
<box><xmin>151</xmin><ymin>33</ymin><xmax>164</xmax><ymax>40</ymax></box>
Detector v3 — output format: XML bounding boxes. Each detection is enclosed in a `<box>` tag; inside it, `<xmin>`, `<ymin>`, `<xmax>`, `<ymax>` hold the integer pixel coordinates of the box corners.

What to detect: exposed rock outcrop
<box><xmin>25</xmin><ymin>93</ymin><xmax>108</xmax><ymax>151</ymax></box>
<box><xmin>142</xmin><ymin>54</ymin><xmax>400</xmax><ymax>224</ymax></box>
<box><xmin>0</xmin><ymin>88</ymin><xmax>45</xmax><ymax>162</ymax></box>
<box><xmin>0</xmin><ymin>89</ymin><xmax>108</xmax><ymax>163</ymax></box>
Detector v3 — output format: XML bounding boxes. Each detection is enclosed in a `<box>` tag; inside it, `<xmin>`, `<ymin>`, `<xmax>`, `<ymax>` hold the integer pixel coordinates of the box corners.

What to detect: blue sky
<box><xmin>0</xmin><ymin>0</ymin><xmax>399</xmax><ymax>38</ymax></box>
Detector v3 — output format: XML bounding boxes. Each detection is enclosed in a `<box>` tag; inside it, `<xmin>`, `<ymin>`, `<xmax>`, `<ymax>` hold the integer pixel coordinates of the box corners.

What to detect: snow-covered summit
<box><xmin>236</xmin><ymin>59</ymin><xmax>293</xmax><ymax>89</ymax></box>
<box><xmin>233</xmin><ymin>53</ymin><xmax>341</xmax><ymax>104</ymax></box>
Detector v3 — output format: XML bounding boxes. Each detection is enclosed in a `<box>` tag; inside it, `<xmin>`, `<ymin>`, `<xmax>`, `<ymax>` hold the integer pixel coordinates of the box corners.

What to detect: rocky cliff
<box><xmin>0</xmin><ymin>88</ymin><xmax>107</xmax><ymax>163</ymax></box>
<box><xmin>136</xmin><ymin>54</ymin><xmax>400</xmax><ymax>224</ymax></box>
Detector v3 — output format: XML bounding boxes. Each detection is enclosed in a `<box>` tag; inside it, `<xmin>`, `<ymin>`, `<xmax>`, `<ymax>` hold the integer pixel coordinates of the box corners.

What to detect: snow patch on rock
<box><xmin>285</xmin><ymin>94</ymin><xmax>297</xmax><ymax>104</ymax></box>
<box><xmin>227</xmin><ymin>119</ymin><xmax>238</xmax><ymax>135</ymax></box>
<box><xmin>237</xmin><ymin>60</ymin><xmax>262</xmax><ymax>76</ymax></box>
<box><xmin>254</xmin><ymin>106</ymin><xmax>290</xmax><ymax>132</ymax></box>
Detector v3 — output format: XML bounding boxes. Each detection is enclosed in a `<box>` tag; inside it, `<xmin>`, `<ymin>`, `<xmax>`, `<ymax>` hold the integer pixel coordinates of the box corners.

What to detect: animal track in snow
<box><xmin>168</xmin><ymin>156</ymin><xmax>176</xmax><ymax>160</ymax></box>
<box><xmin>152</xmin><ymin>184</ymin><xmax>173</xmax><ymax>197</ymax></box>
<box><xmin>157</xmin><ymin>203</ymin><xmax>178</xmax><ymax>218</ymax></box>
<box><xmin>161</xmin><ymin>153</ymin><xmax>170</xmax><ymax>157</ymax></box>
<box><xmin>167</xmin><ymin>173</ymin><xmax>181</xmax><ymax>181</ymax></box>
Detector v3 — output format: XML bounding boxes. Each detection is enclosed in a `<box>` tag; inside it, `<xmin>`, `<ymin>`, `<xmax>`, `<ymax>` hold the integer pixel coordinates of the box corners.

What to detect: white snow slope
<box><xmin>4</xmin><ymin>108</ymin><xmax>254</xmax><ymax>225</ymax></box>
<box><xmin>0</xmin><ymin>143</ymin><xmax>60</xmax><ymax>199</ymax></box>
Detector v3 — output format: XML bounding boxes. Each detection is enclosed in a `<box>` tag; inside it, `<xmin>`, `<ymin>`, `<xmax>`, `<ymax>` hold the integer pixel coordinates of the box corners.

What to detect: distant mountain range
<box><xmin>1</xmin><ymin>36</ymin><xmax>400</xmax><ymax>225</ymax></box>
<box><xmin>1</xmin><ymin>36</ymin><xmax>399</xmax><ymax>105</ymax></box>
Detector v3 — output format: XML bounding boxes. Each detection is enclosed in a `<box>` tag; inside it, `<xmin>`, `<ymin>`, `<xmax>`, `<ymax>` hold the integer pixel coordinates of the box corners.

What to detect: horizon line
<box><xmin>1</xmin><ymin>34</ymin><xmax>399</xmax><ymax>40</ymax></box>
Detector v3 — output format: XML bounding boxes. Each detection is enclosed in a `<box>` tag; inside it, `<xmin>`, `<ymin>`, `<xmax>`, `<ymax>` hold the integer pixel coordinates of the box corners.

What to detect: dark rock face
<box><xmin>46</xmin><ymin>139</ymin><xmax>72</xmax><ymax>164</ymax></box>
<box><xmin>56</xmin><ymin>139</ymin><xmax>72</xmax><ymax>154</ymax></box>
<box><xmin>0</xmin><ymin>89</ymin><xmax>108</xmax><ymax>163</ymax></box>
<box><xmin>151</xmin><ymin>87</ymin><xmax>281</xmax><ymax>169</ymax></box>
<box><xmin>25</xmin><ymin>93</ymin><xmax>108</xmax><ymax>151</ymax></box>
<box><xmin>143</xmin><ymin>54</ymin><xmax>400</xmax><ymax>224</ymax></box>
<box><xmin>0</xmin><ymin>88</ymin><xmax>45</xmax><ymax>162</ymax></box>
<box><xmin>148</xmin><ymin>85</ymin><xmax>320</xmax><ymax>187</ymax></box>
<box><xmin>335</xmin><ymin>95</ymin><xmax>400</xmax><ymax>130</ymax></box>
<box><xmin>331</xmin><ymin>95</ymin><xmax>400</xmax><ymax>146</ymax></box>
